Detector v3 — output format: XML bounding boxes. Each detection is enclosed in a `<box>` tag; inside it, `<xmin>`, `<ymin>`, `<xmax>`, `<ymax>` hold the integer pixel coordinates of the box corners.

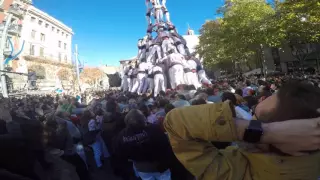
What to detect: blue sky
<box><xmin>32</xmin><ymin>0</ymin><xmax>223</xmax><ymax>66</ymax></box>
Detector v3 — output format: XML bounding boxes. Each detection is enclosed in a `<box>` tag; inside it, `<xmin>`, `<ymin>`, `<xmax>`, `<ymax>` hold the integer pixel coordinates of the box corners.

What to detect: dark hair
<box><xmin>124</xmin><ymin>109</ymin><xmax>146</xmax><ymax>129</ymax></box>
<box><xmin>245</xmin><ymin>80</ymin><xmax>251</xmax><ymax>87</ymax></box>
<box><xmin>158</xmin><ymin>98</ymin><xmax>169</xmax><ymax>108</ymax></box>
<box><xmin>206</xmin><ymin>88</ymin><xmax>214</xmax><ymax>96</ymax></box>
<box><xmin>266</xmin><ymin>81</ymin><xmax>320</xmax><ymax>122</ymax></box>
<box><xmin>177</xmin><ymin>94</ymin><xmax>186</xmax><ymax>100</ymax></box>
<box><xmin>80</xmin><ymin>110</ymin><xmax>92</xmax><ymax>128</ymax></box>
<box><xmin>235</xmin><ymin>89</ymin><xmax>243</xmax><ymax>97</ymax></box>
<box><xmin>159</xmin><ymin>90</ymin><xmax>166</xmax><ymax>97</ymax></box>
<box><xmin>106</xmin><ymin>99</ymin><xmax>117</xmax><ymax>113</ymax></box>
<box><xmin>191</xmin><ymin>98</ymin><xmax>207</xmax><ymax>105</ymax></box>
<box><xmin>264</xmin><ymin>81</ymin><xmax>320</xmax><ymax>155</ymax></box>
<box><xmin>221</xmin><ymin>92</ymin><xmax>237</xmax><ymax>105</ymax></box>
<box><xmin>164</xmin><ymin>103</ymin><xmax>175</xmax><ymax>114</ymax></box>
<box><xmin>139</xmin><ymin>104</ymin><xmax>150</xmax><ymax>117</ymax></box>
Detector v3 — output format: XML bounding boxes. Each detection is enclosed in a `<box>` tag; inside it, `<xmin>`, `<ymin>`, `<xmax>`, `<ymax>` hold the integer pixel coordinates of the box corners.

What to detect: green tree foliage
<box><xmin>197</xmin><ymin>0</ymin><xmax>320</xmax><ymax>70</ymax></box>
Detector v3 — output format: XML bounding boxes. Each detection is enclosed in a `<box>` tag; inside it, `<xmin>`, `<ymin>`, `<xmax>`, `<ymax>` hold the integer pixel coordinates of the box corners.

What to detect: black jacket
<box><xmin>113</xmin><ymin>124</ymin><xmax>173</xmax><ymax>173</ymax></box>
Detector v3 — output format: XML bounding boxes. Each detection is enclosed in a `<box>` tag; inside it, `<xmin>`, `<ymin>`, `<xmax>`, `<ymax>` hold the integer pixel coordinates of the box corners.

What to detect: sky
<box><xmin>32</xmin><ymin>0</ymin><xmax>223</xmax><ymax>66</ymax></box>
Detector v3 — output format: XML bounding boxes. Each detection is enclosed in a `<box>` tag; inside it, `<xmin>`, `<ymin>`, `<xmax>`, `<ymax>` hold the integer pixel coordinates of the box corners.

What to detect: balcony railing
<box><xmin>8</xmin><ymin>24</ymin><xmax>22</xmax><ymax>36</ymax></box>
<box><xmin>8</xmin><ymin>4</ymin><xmax>26</xmax><ymax>18</ymax></box>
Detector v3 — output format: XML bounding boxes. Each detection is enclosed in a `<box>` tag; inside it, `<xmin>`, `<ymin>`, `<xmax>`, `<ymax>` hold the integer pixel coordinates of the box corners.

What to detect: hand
<box><xmin>266</xmin><ymin>117</ymin><xmax>320</xmax><ymax>156</ymax></box>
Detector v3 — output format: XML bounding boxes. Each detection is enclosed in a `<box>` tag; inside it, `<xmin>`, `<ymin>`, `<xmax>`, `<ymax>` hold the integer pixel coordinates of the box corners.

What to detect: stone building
<box><xmin>3</xmin><ymin>3</ymin><xmax>74</xmax><ymax>90</ymax></box>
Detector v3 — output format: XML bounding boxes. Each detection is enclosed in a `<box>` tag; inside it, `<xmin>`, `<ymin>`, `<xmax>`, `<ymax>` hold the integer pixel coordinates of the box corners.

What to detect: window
<box><xmin>64</xmin><ymin>55</ymin><xmax>67</xmax><ymax>62</ymax></box>
<box><xmin>39</xmin><ymin>47</ymin><xmax>44</xmax><ymax>57</ymax></box>
<box><xmin>58</xmin><ymin>53</ymin><xmax>62</xmax><ymax>61</ymax></box>
<box><xmin>64</xmin><ymin>43</ymin><xmax>66</xmax><ymax>50</ymax></box>
<box><xmin>62</xmin><ymin>32</ymin><xmax>64</xmax><ymax>36</ymax></box>
<box><xmin>66</xmin><ymin>34</ymin><xmax>68</xmax><ymax>39</ymax></box>
<box><xmin>30</xmin><ymin>44</ymin><xmax>35</xmax><ymax>55</ymax></box>
<box><xmin>40</xmin><ymin>33</ymin><xmax>45</xmax><ymax>41</ymax></box>
<box><xmin>31</xmin><ymin>30</ymin><xmax>36</xmax><ymax>39</ymax></box>
<box><xmin>31</xmin><ymin>17</ymin><xmax>35</xmax><ymax>22</ymax></box>
<box><xmin>52</xmin><ymin>26</ymin><xmax>55</xmax><ymax>31</ymax></box>
<box><xmin>57</xmin><ymin>29</ymin><xmax>60</xmax><ymax>33</ymax></box>
<box><xmin>58</xmin><ymin>41</ymin><xmax>61</xmax><ymax>48</ymax></box>
<box><xmin>45</xmin><ymin>23</ymin><xmax>49</xmax><ymax>28</ymax></box>
<box><xmin>38</xmin><ymin>20</ymin><xmax>43</xmax><ymax>25</ymax></box>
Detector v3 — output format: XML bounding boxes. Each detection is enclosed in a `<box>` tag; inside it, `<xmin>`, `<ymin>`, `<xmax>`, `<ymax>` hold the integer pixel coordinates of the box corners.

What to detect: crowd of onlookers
<box><xmin>1</xmin><ymin>72</ymin><xmax>320</xmax><ymax>180</ymax></box>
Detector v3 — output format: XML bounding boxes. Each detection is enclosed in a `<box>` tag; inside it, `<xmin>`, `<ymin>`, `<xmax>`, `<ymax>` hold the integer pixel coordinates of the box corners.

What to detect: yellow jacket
<box><xmin>164</xmin><ymin>102</ymin><xmax>320</xmax><ymax>180</ymax></box>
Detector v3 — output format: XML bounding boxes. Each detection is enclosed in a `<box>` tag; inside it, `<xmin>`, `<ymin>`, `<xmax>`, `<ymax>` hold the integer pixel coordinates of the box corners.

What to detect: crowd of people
<box><xmin>2</xmin><ymin>72</ymin><xmax>320</xmax><ymax>180</ymax></box>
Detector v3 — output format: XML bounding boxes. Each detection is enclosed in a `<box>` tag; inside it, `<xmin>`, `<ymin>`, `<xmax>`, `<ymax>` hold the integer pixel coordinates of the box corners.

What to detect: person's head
<box><xmin>176</xmin><ymin>94</ymin><xmax>186</xmax><ymax>101</ymax></box>
<box><xmin>157</xmin><ymin>98</ymin><xmax>169</xmax><ymax>108</ymax></box>
<box><xmin>139</xmin><ymin>104</ymin><xmax>150</xmax><ymax>117</ymax></box>
<box><xmin>106</xmin><ymin>99</ymin><xmax>117</xmax><ymax>113</ymax></box>
<box><xmin>80</xmin><ymin>110</ymin><xmax>94</xmax><ymax>127</ymax></box>
<box><xmin>253</xmin><ymin>81</ymin><xmax>320</xmax><ymax>155</ymax></box>
<box><xmin>195</xmin><ymin>93</ymin><xmax>208</xmax><ymax>101</ymax></box>
<box><xmin>245</xmin><ymin>80</ymin><xmax>251</xmax><ymax>87</ymax></box>
<box><xmin>124</xmin><ymin>109</ymin><xmax>147</xmax><ymax>129</ymax></box>
<box><xmin>235</xmin><ymin>89</ymin><xmax>243</xmax><ymax>97</ymax></box>
<box><xmin>221</xmin><ymin>92</ymin><xmax>237</xmax><ymax>106</ymax></box>
<box><xmin>256</xmin><ymin>81</ymin><xmax>320</xmax><ymax>123</ymax></box>
<box><xmin>206</xmin><ymin>88</ymin><xmax>214</xmax><ymax>96</ymax></box>
<box><xmin>191</xmin><ymin>98</ymin><xmax>207</xmax><ymax>105</ymax></box>
<box><xmin>164</xmin><ymin>103</ymin><xmax>175</xmax><ymax>114</ymax></box>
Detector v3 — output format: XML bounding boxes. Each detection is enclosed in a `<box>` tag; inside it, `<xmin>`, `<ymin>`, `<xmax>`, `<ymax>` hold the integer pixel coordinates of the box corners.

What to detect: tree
<box><xmin>197</xmin><ymin>0</ymin><xmax>320</xmax><ymax>72</ymax></box>
<box><xmin>57</xmin><ymin>68</ymin><xmax>71</xmax><ymax>81</ymax></box>
<box><xmin>80</xmin><ymin>67</ymin><xmax>104</xmax><ymax>86</ymax></box>
<box><xmin>277</xmin><ymin>0</ymin><xmax>320</xmax><ymax>67</ymax></box>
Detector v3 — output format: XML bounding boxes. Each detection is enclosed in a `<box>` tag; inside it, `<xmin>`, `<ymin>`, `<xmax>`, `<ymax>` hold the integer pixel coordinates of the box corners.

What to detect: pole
<box><xmin>75</xmin><ymin>44</ymin><xmax>81</xmax><ymax>92</ymax></box>
<box><xmin>0</xmin><ymin>14</ymin><xmax>13</xmax><ymax>97</ymax></box>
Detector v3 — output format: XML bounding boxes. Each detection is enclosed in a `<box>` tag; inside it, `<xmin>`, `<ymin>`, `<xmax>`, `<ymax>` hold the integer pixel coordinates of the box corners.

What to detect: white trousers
<box><xmin>147</xmin><ymin>45</ymin><xmax>162</xmax><ymax>64</ymax></box>
<box><xmin>122</xmin><ymin>75</ymin><xmax>129</xmax><ymax>91</ymax></box>
<box><xmin>184</xmin><ymin>72</ymin><xmax>201</xmax><ymax>89</ymax></box>
<box><xmin>137</xmin><ymin>49</ymin><xmax>146</xmax><ymax>62</ymax></box>
<box><xmin>142</xmin><ymin>77</ymin><xmax>154</xmax><ymax>94</ymax></box>
<box><xmin>162</xmin><ymin>7</ymin><xmax>170</xmax><ymax>22</ymax></box>
<box><xmin>168</xmin><ymin>64</ymin><xmax>184</xmax><ymax>89</ymax></box>
<box><xmin>137</xmin><ymin>73</ymin><xmax>147</xmax><ymax>94</ymax></box>
<box><xmin>198</xmin><ymin>70</ymin><xmax>212</xmax><ymax>85</ymax></box>
<box><xmin>155</xmin><ymin>8</ymin><xmax>163</xmax><ymax>23</ymax></box>
<box><xmin>131</xmin><ymin>78</ymin><xmax>139</xmax><ymax>93</ymax></box>
<box><xmin>128</xmin><ymin>77</ymin><xmax>133</xmax><ymax>92</ymax></box>
<box><xmin>154</xmin><ymin>74</ymin><xmax>165</xmax><ymax>97</ymax></box>
<box><xmin>177</xmin><ymin>44</ymin><xmax>186</xmax><ymax>56</ymax></box>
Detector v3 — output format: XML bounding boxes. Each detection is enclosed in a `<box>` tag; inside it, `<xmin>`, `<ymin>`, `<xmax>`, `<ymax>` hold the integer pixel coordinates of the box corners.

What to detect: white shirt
<box><xmin>138</xmin><ymin>62</ymin><xmax>148</xmax><ymax>72</ymax></box>
<box><xmin>187</xmin><ymin>60</ymin><xmax>197</xmax><ymax>70</ymax></box>
<box><xmin>235</xmin><ymin>106</ymin><xmax>253</xmax><ymax>121</ymax></box>
<box><xmin>152</xmin><ymin>65</ymin><xmax>163</xmax><ymax>73</ymax></box>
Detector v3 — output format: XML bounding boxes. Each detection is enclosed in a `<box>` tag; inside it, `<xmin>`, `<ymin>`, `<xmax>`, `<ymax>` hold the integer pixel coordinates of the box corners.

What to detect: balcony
<box><xmin>8</xmin><ymin>4</ymin><xmax>26</xmax><ymax>19</ymax></box>
<box><xmin>8</xmin><ymin>24</ymin><xmax>22</xmax><ymax>36</ymax></box>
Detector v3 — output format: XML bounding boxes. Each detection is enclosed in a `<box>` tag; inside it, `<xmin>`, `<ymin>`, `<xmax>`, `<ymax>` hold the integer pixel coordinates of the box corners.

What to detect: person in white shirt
<box><xmin>142</xmin><ymin>62</ymin><xmax>154</xmax><ymax>94</ymax></box>
<box><xmin>152</xmin><ymin>63</ymin><xmax>166</xmax><ymax>97</ymax></box>
<box><xmin>135</xmin><ymin>62</ymin><xmax>149</xmax><ymax>95</ymax></box>
<box><xmin>164</xmin><ymin>50</ymin><xmax>185</xmax><ymax>89</ymax></box>
<box><xmin>184</xmin><ymin>56</ymin><xmax>201</xmax><ymax>89</ymax></box>
<box><xmin>130</xmin><ymin>65</ymin><xmax>140</xmax><ymax>93</ymax></box>
<box><xmin>121</xmin><ymin>63</ymin><xmax>130</xmax><ymax>92</ymax></box>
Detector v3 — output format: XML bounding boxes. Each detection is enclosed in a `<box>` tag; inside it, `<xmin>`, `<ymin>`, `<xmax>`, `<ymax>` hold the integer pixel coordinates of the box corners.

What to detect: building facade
<box><xmin>9</xmin><ymin>5</ymin><xmax>75</xmax><ymax>91</ymax></box>
<box><xmin>21</xmin><ymin>6</ymin><xmax>73</xmax><ymax>64</ymax></box>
